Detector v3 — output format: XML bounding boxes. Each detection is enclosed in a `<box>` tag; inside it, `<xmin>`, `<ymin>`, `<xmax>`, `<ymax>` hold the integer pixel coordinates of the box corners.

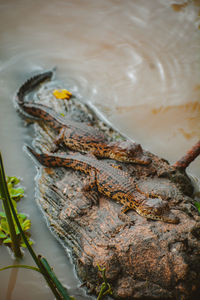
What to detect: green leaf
<box><xmin>0</xmin><ymin>264</ymin><xmax>41</xmax><ymax>273</ymax></box>
<box><xmin>0</xmin><ymin>155</ymin><xmax>22</xmax><ymax>258</ymax></box>
<box><xmin>7</xmin><ymin>176</ymin><xmax>20</xmax><ymax>185</ymax></box>
<box><xmin>0</xmin><ymin>233</ymin><xmax>7</xmax><ymax>238</ymax></box>
<box><xmin>17</xmin><ymin>213</ymin><xmax>27</xmax><ymax>220</ymax></box>
<box><xmin>21</xmin><ymin>240</ymin><xmax>33</xmax><ymax>248</ymax></box>
<box><xmin>22</xmin><ymin>219</ymin><xmax>31</xmax><ymax>231</ymax></box>
<box><xmin>3</xmin><ymin>238</ymin><xmax>12</xmax><ymax>244</ymax></box>
<box><xmin>15</xmin><ymin>227</ymin><xmax>20</xmax><ymax>235</ymax></box>
<box><xmin>0</xmin><ymin>212</ymin><xmax>6</xmax><ymax>218</ymax></box>
<box><xmin>9</xmin><ymin>188</ymin><xmax>24</xmax><ymax>199</ymax></box>
<box><xmin>1</xmin><ymin>219</ymin><xmax>9</xmax><ymax>233</ymax></box>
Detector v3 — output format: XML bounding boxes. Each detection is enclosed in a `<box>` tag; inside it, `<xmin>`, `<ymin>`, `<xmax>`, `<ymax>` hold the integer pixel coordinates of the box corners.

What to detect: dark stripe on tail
<box><xmin>16</xmin><ymin>71</ymin><xmax>53</xmax><ymax>106</ymax></box>
<box><xmin>26</xmin><ymin>146</ymin><xmax>91</xmax><ymax>175</ymax></box>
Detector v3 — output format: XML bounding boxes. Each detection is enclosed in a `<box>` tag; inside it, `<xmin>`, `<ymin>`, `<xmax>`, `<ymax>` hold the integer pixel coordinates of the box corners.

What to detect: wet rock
<box><xmin>27</xmin><ymin>80</ymin><xmax>200</xmax><ymax>300</ymax></box>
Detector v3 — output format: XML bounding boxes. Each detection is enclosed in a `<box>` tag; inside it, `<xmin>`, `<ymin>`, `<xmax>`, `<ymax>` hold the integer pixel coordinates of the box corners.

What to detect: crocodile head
<box><xmin>136</xmin><ymin>197</ymin><xmax>179</xmax><ymax>224</ymax></box>
<box><xmin>109</xmin><ymin>140</ymin><xmax>151</xmax><ymax>164</ymax></box>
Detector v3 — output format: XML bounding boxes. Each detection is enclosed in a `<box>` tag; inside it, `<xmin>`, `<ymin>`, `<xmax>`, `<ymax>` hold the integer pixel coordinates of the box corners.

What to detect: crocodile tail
<box><xmin>26</xmin><ymin>146</ymin><xmax>64</xmax><ymax>167</ymax></box>
<box><xmin>16</xmin><ymin>71</ymin><xmax>53</xmax><ymax>106</ymax></box>
<box><xmin>26</xmin><ymin>145</ymin><xmax>75</xmax><ymax>167</ymax></box>
<box><xmin>15</xmin><ymin>70</ymin><xmax>63</xmax><ymax>128</ymax></box>
<box><xmin>26</xmin><ymin>146</ymin><xmax>90</xmax><ymax>174</ymax></box>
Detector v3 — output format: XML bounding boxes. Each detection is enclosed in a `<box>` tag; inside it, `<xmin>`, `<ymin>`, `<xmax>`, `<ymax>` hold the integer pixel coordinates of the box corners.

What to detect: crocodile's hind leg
<box><xmin>54</xmin><ymin>128</ymin><xmax>90</xmax><ymax>154</ymax></box>
<box><xmin>82</xmin><ymin>169</ymin><xmax>97</xmax><ymax>192</ymax></box>
<box><xmin>82</xmin><ymin>169</ymin><xmax>99</xmax><ymax>205</ymax></box>
<box><xmin>52</xmin><ymin>125</ymin><xmax>81</xmax><ymax>153</ymax></box>
<box><xmin>121</xmin><ymin>204</ymin><xmax>131</xmax><ymax>213</ymax></box>
<box><xmin>118</xmin><ymin>204</ymin><xmax>135</xmax><ymax>227</ymax></box>
<box><xmin>51</xmin><ymin>128</ymin><xmax>66</xmax><ymax>152</ymax></box>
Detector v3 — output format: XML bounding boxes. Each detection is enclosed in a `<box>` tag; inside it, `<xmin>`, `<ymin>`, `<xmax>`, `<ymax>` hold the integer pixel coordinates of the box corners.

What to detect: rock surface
<box><xmin>26</xmin><ymin>79</ymin><xmax>200</xmax><ymax>299</ymax></box>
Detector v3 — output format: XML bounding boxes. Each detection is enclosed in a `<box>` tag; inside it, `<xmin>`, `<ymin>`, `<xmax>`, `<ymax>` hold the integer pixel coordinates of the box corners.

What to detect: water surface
<box><xmin>0</xmin><ymin>1</ymin><xmax>200</xmax><ymax>299</ymax></box>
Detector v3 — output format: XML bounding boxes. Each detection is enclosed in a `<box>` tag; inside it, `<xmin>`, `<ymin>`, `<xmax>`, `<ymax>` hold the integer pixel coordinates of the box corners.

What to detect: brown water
<box><xmin>0</xmin><ymin>0</ymin><xmax>200</xmax><ymax>299</ymax></box>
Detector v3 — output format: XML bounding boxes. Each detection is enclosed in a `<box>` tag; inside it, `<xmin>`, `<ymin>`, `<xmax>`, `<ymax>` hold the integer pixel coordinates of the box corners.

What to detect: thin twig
<box><xmin>97</xmin><ymin>264</ymin><xmax>112</xmax><ymax>300</ymax></box>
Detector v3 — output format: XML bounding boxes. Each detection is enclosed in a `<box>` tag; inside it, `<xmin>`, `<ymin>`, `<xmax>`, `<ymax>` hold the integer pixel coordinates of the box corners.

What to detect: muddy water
<box><xmin>0</xmin><ymin>0</ymin><xmax>200</xmax><ymax>299</ymax></box>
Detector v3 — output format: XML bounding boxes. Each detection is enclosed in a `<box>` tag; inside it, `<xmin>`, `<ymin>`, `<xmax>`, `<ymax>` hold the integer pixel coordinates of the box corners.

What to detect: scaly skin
<box><xmin>16</xmin><ymin>71</ymin><xmax>151</xmax><ymax>164</ymax></box>
<box><xmin>27</xmin><ymin>146</ymin><xmax>179</xmax><ymax>224</ymax></box>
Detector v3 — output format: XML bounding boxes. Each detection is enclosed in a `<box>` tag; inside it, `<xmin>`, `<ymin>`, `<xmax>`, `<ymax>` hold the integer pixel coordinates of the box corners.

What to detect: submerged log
<box><xmin>22</xmin><ymin>76</ymin><xmax>200</xmax><ymax>300</ymax></box>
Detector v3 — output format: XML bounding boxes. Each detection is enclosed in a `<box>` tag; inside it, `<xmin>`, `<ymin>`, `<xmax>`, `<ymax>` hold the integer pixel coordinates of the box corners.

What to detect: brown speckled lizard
<box><xmin>16</xmin><ymin>71</ymin><xmax>151</xmax><ymax>164</ymax></box>
<box><xmin>27</xmin><ymin>146</ymin><xmax>179</xmax><ymax>224</ymax></box>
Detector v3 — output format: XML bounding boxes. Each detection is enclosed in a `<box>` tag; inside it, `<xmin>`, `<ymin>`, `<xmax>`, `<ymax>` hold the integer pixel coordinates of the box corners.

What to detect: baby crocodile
<box><xmin>16</xmin><ymin>71</ymin><xmax>151</xmax><ymax>164</ymax></box>
<box><xmin>27</xmin><ymin>146</ymin><xmax>179</xmax><ymax>224</ymax></box>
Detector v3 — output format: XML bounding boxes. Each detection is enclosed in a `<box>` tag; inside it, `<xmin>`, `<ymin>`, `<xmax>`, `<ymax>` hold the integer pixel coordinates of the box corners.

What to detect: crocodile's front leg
<box><xmin>121</xmin><ymin>205</ymin><xmax>131</xmax><ymax>213</ymax></box>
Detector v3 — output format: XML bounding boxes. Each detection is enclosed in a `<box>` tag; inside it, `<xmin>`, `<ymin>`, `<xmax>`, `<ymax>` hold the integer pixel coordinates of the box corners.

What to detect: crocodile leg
<box><xmin>121</xmin><ymin>205</ymin><xmax>131</xmax><ymax>213</ymax></box>
<box><xmin>82</xmin><ymin>169</ymin><xmax>99</xmax><ymax>206</ymax></box>
<box><xmin>82</xmin><ymin>169</ymin><xmax>97</xmax><ymax>192</ymax></box>
<box><xmin>52</xmin><ymin>128</ymin><xmax>66</xmax><ymax>152</ymax></box>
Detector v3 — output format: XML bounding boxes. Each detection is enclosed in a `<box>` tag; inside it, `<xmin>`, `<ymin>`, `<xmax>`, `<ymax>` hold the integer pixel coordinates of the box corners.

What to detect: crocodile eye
<box><xmin>128</xmin><ymin>143</ymin><xmax>142</xmax><ymax>154</ymax></box>
<box><xmin>118</xmin><ymin>141</ymin><xmax>142</xmax><ymax>153</ymax></box>
<box><xmin>143</xmin><ymin>198</ymin><xmax>169</xmax><ymax>215</ymax></box>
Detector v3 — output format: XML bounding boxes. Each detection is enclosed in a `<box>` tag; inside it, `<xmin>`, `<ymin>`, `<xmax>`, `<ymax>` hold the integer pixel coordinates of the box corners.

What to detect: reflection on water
<box><xmin>0</xmin><ymin>0</ymin><xmax>200</xmax><ymax>299</ymax></box>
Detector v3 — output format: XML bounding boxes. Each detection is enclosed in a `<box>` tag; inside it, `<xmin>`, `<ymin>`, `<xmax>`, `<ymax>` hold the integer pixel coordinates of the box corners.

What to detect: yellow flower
<box><xmin>53</xmin><ymin>89</ymin><xmax>72</xmax><ymax>100</ymax></box>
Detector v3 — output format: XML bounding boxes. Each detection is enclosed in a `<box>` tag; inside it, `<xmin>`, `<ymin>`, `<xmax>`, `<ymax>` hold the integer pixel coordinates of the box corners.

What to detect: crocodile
<box><xmin>27</xmin><ymin>146</ymin><xmax>179</xmax><ymax>224</ymax></box>
<box><xmin>16</xmin><ymin>71</ymin><xmax>151</xmax><ymax>164</ymax></box>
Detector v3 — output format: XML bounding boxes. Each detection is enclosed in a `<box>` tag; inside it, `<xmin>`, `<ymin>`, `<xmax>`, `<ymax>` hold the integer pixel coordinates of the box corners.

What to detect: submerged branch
<box><xmin>173</xmin><ymin>140</ymin><xmax>200</xmax><ymax>170</ymax></box>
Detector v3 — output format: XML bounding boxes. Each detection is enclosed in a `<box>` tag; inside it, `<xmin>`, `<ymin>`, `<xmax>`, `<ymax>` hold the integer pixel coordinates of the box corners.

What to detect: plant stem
<box><xmin>97</xmin><ymin>264</ymin><xmax>112</xmax><ymax>300</ymax></box>
<box><xmin>0</xmin><ymin>152</ymin><xmax>73</xmax><ymax>299</ymax></box>
<box><xmin>0</xmin><ymin>153</ymin><xmax>69</xmax><ymax>300</ymax></box>
<box><xmin>39</xmin><ymin>256</ymin><xmax>72</xmax><ymax>300</ymax></box>
<box><xmin>0</xmin><ymin>152</ymin><xmax>22</xmax><ymax>258</ymax></box>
